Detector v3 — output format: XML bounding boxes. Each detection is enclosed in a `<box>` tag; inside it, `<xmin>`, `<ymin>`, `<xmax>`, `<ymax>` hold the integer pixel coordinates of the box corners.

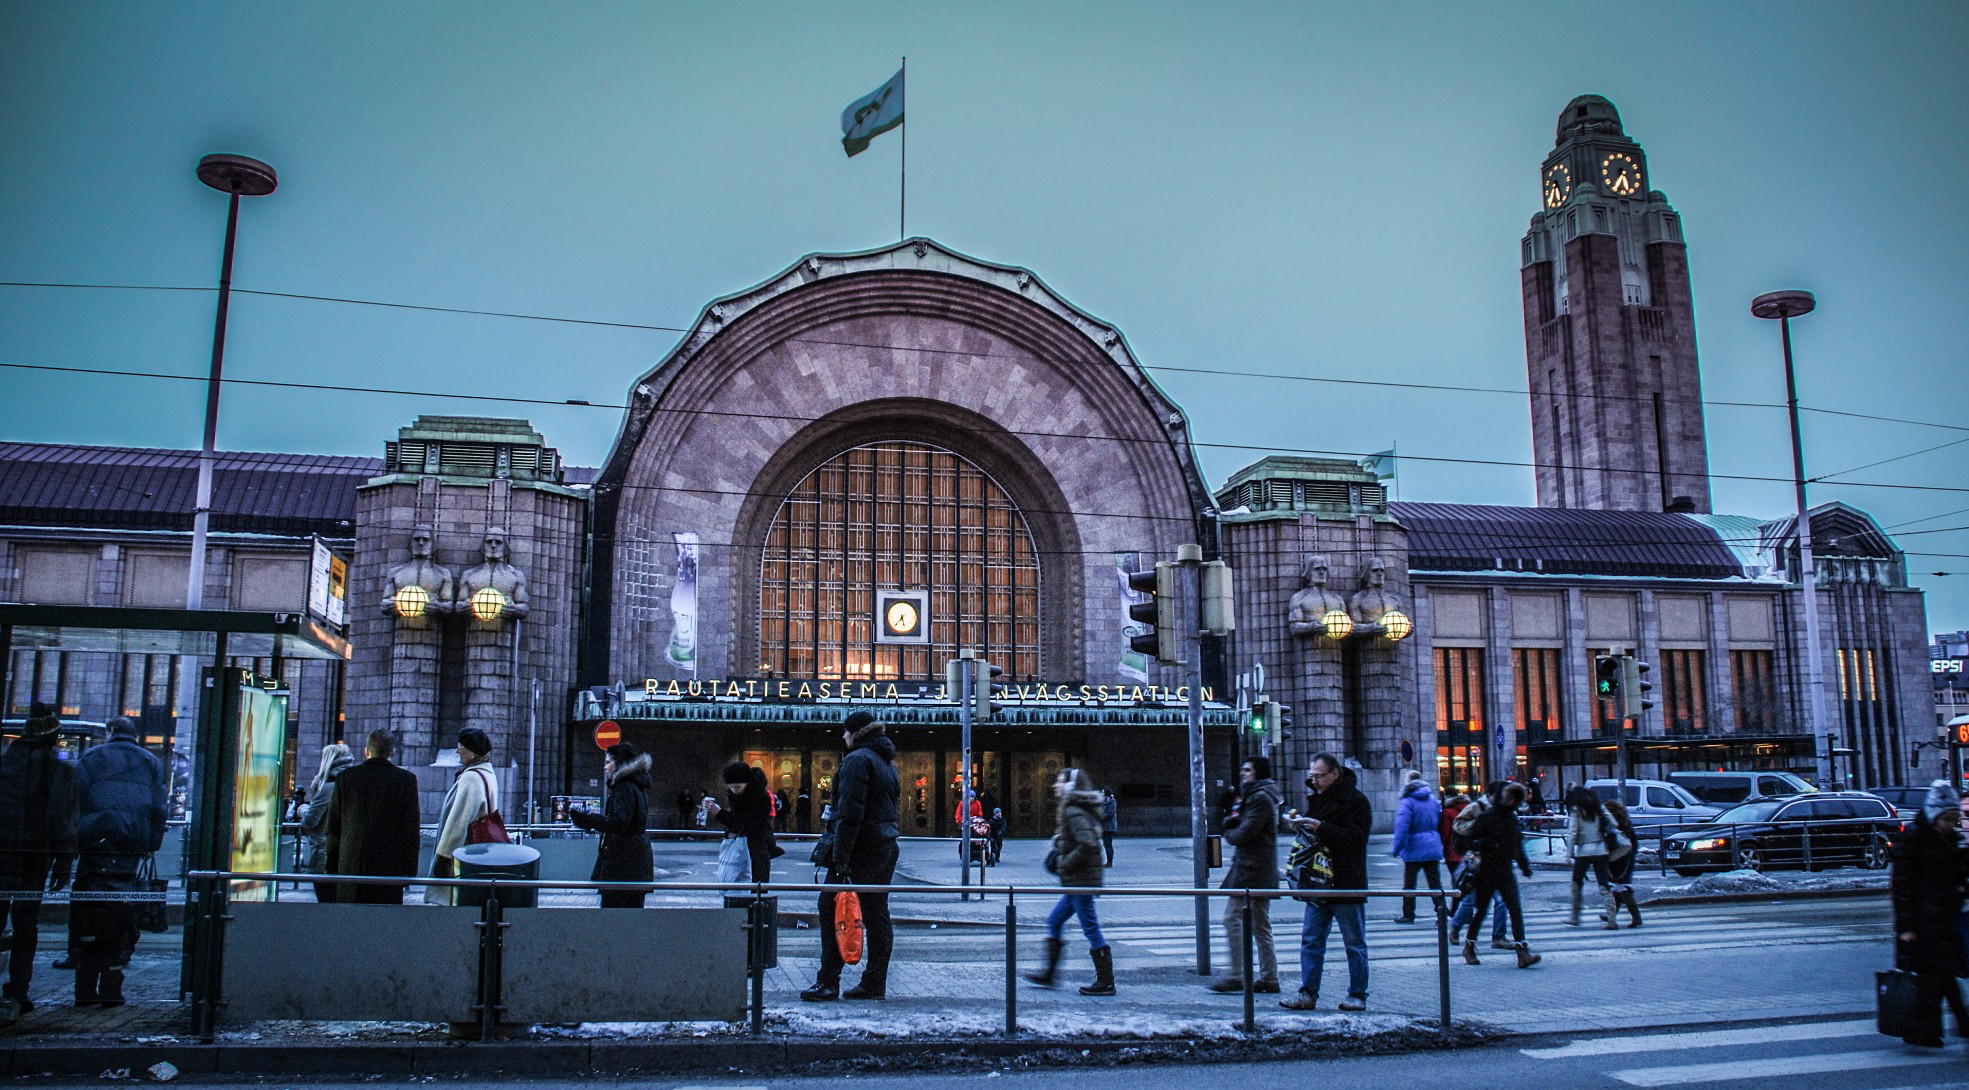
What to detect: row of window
<box><xmin>1437</xmin><ymin>646</ymin><xmax>1781</xmax><ymax>740</ymax></box>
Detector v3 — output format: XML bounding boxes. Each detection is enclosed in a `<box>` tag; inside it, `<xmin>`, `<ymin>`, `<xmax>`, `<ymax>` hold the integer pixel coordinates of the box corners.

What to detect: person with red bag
<box><xmin>802</xmin><ymin>711</ymin><xmax>899</xmax><ymax>1002</ymax></box>
<box><xmin>427</xmin><ymin>727</ymin><xmax>499</xmax><ymax>906</ymax></box>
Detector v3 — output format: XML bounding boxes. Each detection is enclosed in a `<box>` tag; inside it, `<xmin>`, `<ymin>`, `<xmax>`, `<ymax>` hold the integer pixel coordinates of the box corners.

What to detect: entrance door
<box><xmin>896</xmin><ymin>751</ymin><xmax>937</xmax><ymax>835</ymax></box>
<box><xmin>1008</xmin><ymin>751</ymin><xmax>1066</xmax><ymax>837</ymax></box>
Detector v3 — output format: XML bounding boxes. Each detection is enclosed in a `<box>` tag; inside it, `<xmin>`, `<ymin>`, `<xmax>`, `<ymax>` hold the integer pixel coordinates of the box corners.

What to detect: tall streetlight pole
<box><xmin>1751</xmin><ymin>289</ymin><xmax>1832</xmax><ymax>786</ymax></box>
<box><xmin>186</xmin><ymin>153</ymin><xmax>278</xmax><ymax>611</ymax></box>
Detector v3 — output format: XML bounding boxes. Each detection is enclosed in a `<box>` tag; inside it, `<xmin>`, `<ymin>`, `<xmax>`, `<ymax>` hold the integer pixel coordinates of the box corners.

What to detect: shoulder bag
<box><xmin>1286</xmin><ymin>831</ymin><xmax>1334</xmax><ymax>902</ymax></box>
<box><xmin>465</xmin><ymin>767</ymin><xmax>511</xmax><ymax>845</ymax></box>
<box><xmin>135</xmin><ymin>854</ymin><xmax>170</xmax><ymax>934</ymax></box>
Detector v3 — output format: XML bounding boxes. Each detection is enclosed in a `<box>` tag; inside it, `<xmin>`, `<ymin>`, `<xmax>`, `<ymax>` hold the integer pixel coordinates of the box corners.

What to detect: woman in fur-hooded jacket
<box><xmin>1022</xmin><ymin>768</ymin><xmax>1116</xmax><ymax>995</ymax></box>
<box><xmin>570</xmin><ymin>743</ymin><xmax>654</xmax><ymax>907</ymax></box>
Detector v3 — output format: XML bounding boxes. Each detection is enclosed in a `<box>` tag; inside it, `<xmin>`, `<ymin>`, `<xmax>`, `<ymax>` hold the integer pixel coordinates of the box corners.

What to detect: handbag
<box><xmin>1043</xmin><ymin>848</ymin><xmax>1061</xmax><ymax>876</ymax></box>
<box><xmin>1287</xmin><ymin>832</ymin><xmax>1334</xmax><ymax>902</ymax></box>
<box><xmin>835</xmin><ymin>890</ymin><xmax>865</xmax><ymax>965</ymax></box>
<box><xmin>717</xmin><ymin>836</ymin><xmax>752</xmax><ymax>884</ymax></box>
<box><xmin>135</xmin><ymin>855</ymin><xmax>169</xmax><ymax>934</ymax></box>
<box><xmin>464</xmin><ymin>768</ymin><xmax>510</xmax><ymax>845</ymax></box>
<box><xmin>809</xmin><ymin>831</ymin><xmax>837</xmax><ymax>866</ymax></box>
<box><xmin>1877</xmin><ymin>968</ymin><xmax>1918</xmax><ymax>1038</ymax></box>
<box><xmin>1604</xmin><ymin>820</ymin><xmax>1632</xmax><ymax>862</ymax></box>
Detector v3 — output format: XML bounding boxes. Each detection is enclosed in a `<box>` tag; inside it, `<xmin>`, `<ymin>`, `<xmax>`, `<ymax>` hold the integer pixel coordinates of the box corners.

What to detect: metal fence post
<box><xmin>1801</xmin><ymin>822</ymin><xmax>1813</xmax><ymax>872</ymax></box>
<box><xmin>1004</xmin><ymin>889</ymin><xmax>1017</xmax><ymax>1037</ymax></box>
<box><xmin>1240</xmin><ymin>893</ymin><xmax>1256</xmax><ymax>1034</ymax></box>
<box><xmin>475</xmin><ymin>880</ymin><xmax>507</xmax><ymax>1041</ymax></box>
<box><xmin>1435</xmin><ymin>886</ymin><xmax>1452</xmax><ymax>1028</ymax></box>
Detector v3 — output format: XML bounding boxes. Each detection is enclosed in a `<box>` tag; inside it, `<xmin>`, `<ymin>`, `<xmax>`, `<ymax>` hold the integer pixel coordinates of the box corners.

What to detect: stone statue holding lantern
<box><xmin>1348</xmin><ymin>556</ymin><xmax>1412</xmax><ymax>640</ymax></box>
<box><xmin>1288</xmin><ymin>554</ymin><xmax>1353</xmax><ymax>638</ymax></box>
<box><xmin>456</xmin><ymin>528</ymin><xmax>530</xmax><ymax>623</ymax></box>
<box><xmin>382</xmin><ymin>526</ymin><xmax>456</xmax><ymax>618</ymax></box>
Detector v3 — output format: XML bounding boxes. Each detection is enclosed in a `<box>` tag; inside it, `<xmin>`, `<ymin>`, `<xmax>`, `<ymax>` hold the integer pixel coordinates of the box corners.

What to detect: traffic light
<box><xmin>1248</xmin><ymin>699</ymin><xmax>1273</xmax><ymax>736</ymax></box>
<box><xmin>975</xmin><ymin>656</ymin><xmax>1004</xmax><ymax>721</ymax></box>
<box><xmin>1126</xmin><ymin>561</ymin><xmax>1180</xmax><ymax>664</ymax></box>
<box><xmin>1620</xmin><ymin>656</ymin><xmax>1654</xmax><ymax>719</ymax></box>
<box><xmin>1200</xmin><ymin>560</ymin><xmax>1235</xmax><ymax>635</ymax></box>
<box><xmin>1594</xmin><ymin>654</ymin><xmax>1623</xmax><ymax>707</ymax></box>
<box><xmin>1273</xmin><ymin>702</ymin><xmax>1293</xmax><ymax>745</ymax></box>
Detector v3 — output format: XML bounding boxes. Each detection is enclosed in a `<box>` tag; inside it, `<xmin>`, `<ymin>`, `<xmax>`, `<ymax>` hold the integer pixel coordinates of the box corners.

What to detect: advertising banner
<box><xmin>667</xmin><ymin>532</ymin><xmax>699</xmax><ymax>673</ymax></box>
<box><xmin>1116</xmin><ymin>552</ymin><xmax>1150</xmax><ymax>685</ymax></box>
<box><xmin>229</xmin><ymin>684</ymin><xmax>289</xmax><ymax>902</ymax></box>
<box><xmin>308</xmin><ymin>537</ymin><xmax>348</xmax><ymax>629</ymax></box>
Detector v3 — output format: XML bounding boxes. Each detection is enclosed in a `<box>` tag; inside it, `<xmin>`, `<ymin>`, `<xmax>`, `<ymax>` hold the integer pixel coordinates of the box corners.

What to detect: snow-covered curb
<box><xmin>1647</xmin><ymin>868</ymin><xmax>1888</xmax><ymax>897</ymax></box>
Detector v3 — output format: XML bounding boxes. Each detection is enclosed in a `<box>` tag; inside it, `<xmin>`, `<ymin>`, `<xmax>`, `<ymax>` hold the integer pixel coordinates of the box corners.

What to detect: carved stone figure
<box><xmin>382</xmin><ymin>526</ymin><xmax>456</xmax><ymax>617</ymax></box>
<box><xmin>1287</xmin><ymin>555</ymin><xmax>1350</xmax><ymax>638</ymax></box>
<box><xmin>1348</xmin><ymin>556</ymin><xmax>1404</xmax><ymax>633</ymax></box>
<box><xmin>456</xmin><ymin>528</ymin><xmax>530</xmax><ymax>622</ymax></box>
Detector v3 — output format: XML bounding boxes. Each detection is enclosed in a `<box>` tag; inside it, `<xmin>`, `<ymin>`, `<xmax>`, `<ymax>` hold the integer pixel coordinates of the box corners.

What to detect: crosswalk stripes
<box><xmin>1523</xmin><ymin>1018</ymin><xmax>1969</xmax><ymax>1088</ymax></box>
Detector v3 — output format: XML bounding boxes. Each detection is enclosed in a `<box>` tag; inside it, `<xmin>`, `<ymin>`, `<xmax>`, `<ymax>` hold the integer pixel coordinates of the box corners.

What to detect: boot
<box><xmin>1621</xmin><ymin>887</ymin><xmax>1643</xmax><ymax>928</ymax></box>
<box><xmin>1</xmin><ymin>982</ymin><xmax>33</xmax><ymax>1016</ymax></box>
<box><xmin>1461</xmin><ymin>939</ymin><xmax>1479</xmax><ymax>965</ymax></box>
<box><xmin>1078</xmin><ymin>946</ymin><xmax>1116</xmax><ymax>996</ymax></box>
<box><xmin>74</xmin><ymin>970</ymin><xmax>101</xmax><ymax>1007</ymax></box>
<box><xmin>1566</xmin><ymin>883</ymin><xmax>1582</xmax><ymax>926</ymax></box>
<box><xmin>1515</xmin><ymin>942</ymin><xmax>1542</xmax><ymax>969</ymax></box>
<box><xmin>1023</xmin><ymin>938</ymin><xmax>1063</xmax><ymax>987</ymax></box>
<box><xmin>1448</xmin><ymin>921</ymin><xmax>1463</xmax><ymax>945</ymax></box>
<box><xmin>1601</xmin><ymin>891</ymin><xmax>1621</xmax><ymax>930</ymax></box>
<box><xmin>98</xmin><ymin>969</ymin><xmax>125</xmax><ymax>1008</ymax></box>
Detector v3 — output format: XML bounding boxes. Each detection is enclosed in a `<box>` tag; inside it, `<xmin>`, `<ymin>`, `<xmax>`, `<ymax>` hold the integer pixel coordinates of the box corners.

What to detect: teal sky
<box><xmin>3</xmin><ymin>1</ymin><xmax>1966</xmax><ymax>630</ymax></box>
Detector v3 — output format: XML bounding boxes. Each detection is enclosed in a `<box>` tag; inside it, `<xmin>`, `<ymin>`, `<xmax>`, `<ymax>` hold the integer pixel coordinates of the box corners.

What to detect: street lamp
<box><xmin>1751</xmin><ymin>289</ymin><xmax>1832</xmax><ymax>787</ymax></box>
<box><xmin>186</xmin><ymin>153</ymin><xmax>278</xmax><ymax>611</ymax></box>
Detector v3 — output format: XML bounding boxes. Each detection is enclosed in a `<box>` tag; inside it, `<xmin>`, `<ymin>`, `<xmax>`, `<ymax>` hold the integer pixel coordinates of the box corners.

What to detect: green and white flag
<box><xmin>1360</xmin><ymin>449</ymin><xmax>1396</xmax><ymax>480</ymax></box>
<box><xmin>841</xmin><ymin>68</ymin><xmax>904</xmax><ymax>157</ymax></box>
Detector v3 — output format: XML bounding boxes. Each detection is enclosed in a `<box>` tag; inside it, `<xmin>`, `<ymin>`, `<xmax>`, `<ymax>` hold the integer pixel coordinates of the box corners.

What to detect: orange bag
<box><xmin>835</xmin><ymin>891</ymin><xmax>865</xmax><ymax>965</ymax></box>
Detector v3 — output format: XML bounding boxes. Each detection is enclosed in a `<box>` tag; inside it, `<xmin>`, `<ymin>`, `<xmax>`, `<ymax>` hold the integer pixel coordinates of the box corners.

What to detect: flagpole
<box><xmin>899</xmin><ymin>56</ymin><xmax>907</xmax><ymax>241</ymax></box>
<box><xmin>1391</xmin><ymin>440</ymin><xmax>1399</xmax><ymax>502</ymax></box>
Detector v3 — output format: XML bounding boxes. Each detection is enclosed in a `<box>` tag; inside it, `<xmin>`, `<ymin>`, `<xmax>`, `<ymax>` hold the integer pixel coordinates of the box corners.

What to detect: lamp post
<box><xmin>1751</xmin><ymin>289</ymin><xmax>1832</xmax><ymax>787</ymax></box>
<box><xmin>186</xmin><ymin>153</ymin><xmax>278</xmax><ymax>611</ymax></box>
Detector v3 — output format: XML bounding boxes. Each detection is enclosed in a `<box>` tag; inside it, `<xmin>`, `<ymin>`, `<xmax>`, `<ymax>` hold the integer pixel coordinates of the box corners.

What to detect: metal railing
<box><xmin>185</xmin><ymin>869</ymin><xmax>1456</xmax><ymax>1041</ymax></box>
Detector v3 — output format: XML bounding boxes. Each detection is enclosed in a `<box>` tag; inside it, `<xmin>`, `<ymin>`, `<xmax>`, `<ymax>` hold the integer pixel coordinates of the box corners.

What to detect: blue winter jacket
<box><xmin>1391</xmin><ymin>780</ymin><xmax>1445</xmax><ymax>863</ymax></box>
<box><xmin>76</xmin><ymin>737</ymin><xmax>167</xmax><ymax>855</ymax></box>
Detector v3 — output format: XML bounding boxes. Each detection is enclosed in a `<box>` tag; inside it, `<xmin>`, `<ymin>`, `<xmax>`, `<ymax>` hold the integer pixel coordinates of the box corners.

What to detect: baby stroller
<box><xmin>961</xmin><ymin>817</ymin><xmax>993</xmax><ymax>867</ymax></box>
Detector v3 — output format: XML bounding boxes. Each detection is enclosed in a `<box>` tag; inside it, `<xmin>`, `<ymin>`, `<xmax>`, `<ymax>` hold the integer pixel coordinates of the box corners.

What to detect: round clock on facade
<box><xmin>885</xmin><ymin>599</ymin><xmax>919</xmax><ymax>635</ymax></box>
<box><xmin>1543</xmin><ymin>163</ymin><xmax>1572</xmax><ymax>209</ymax></box>
<box><xmin>1601</xmin><ymin>152</ymin><xmax>1642</xmax><ymax>197</ymax></box>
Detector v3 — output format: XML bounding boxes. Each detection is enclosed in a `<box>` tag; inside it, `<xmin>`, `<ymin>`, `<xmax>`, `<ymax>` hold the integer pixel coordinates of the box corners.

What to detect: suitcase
<box><xmin>1877</xmin><ymin>968</ymin><xmax>1917</xmax><ymax>1038</ymax></box>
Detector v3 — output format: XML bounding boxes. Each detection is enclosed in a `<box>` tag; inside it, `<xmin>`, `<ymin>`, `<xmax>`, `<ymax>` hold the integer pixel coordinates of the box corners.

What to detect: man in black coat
<box><xmin>1891</xmin><ymin>781</ymin><xmax>1969</xmax><ymax>1047</ymax></box>
<box><xmin>0</xmin><ymin>702</ymin><xmax>79</xmax><ymax>1013</ymax></box>
<box><xmin>70</xmin><ymin>716</ymin><xmax>166</xmax><ymax>1005</ymax></box>
<box><xmin>1280</xmin><ymin>752</ymin><xmax>1372</xmax><ymax>1012</ymax></box>
<box><xmin>802</xmin><ymin>710</ymin><xmax>900</xmax><ymax>1002</ymax></box>
<box><xmin>325</xmin><ymin>730</ymin><xmax>421</xmax><ymax>904</ymax></box>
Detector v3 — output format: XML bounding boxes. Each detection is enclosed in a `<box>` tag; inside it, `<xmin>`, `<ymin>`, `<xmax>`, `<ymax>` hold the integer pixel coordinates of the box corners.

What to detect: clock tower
<box><xmin>1522</xmin><ymin>95</ymin><xmax>1710</xmax><ymax>512</ymax></box>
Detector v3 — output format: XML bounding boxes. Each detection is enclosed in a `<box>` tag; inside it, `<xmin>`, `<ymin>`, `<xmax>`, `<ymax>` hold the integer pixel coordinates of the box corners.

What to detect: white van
<box><xmin>1583</xmin><ymin>778</ymin><xmax>1723</xmax><ymax>837</ymax></box>
<box><xmin>1668</xmin><ymin>770</ymin><xmax>1816</xmax><ymax>806</ymax></box>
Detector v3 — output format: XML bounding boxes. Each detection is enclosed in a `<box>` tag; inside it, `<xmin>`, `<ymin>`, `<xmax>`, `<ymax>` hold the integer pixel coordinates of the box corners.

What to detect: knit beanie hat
<box><xmin>25</xmin><ymin>701</ymin><xmax>59</xmax><ymax>737</ymax></box>
<box><xmin>722</xmin><ymin>760</ymin><xmax>753</xmax><ymax>784</ymax></box>
<box><xmin>457</xmin><ymin>727</ymin><xmax>492</xmax><ymax>757</ymax></box>
<box><xmin>1923</xmin><ymin>779</ymin><xmax>1961</xmax><ymax>824</ymax></box>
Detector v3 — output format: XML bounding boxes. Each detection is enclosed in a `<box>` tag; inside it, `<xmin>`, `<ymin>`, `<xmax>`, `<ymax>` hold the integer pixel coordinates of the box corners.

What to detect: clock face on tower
<box><xmin>885</xmin><ymin>600</ymin><xmax>918</xmax><ymax>635</ymax></box>
<box><xmin>1601</xmin><ymin>152</ymin><xmax>1643</xmax><ymax>197</ymax></box>
<box><xmin>1543</xmin><ymin>163</ymin><xmax>1572</xmax><ymax>209</ymax></box>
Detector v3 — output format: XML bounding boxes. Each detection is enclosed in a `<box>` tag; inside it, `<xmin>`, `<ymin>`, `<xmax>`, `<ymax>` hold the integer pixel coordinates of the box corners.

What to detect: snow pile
<box><xmin>770</xmin><ymin>1007</ymin><xmax>1413</xmax><ymax>1040</ymax></box>
<box><xmin>1648</xmin><ymin>869</ymin><xmax>1889</xmax><ymax>897</ymax></box>
<box><xmin>1677</xmin><ymin>869</ymin><xmax>1783</xmax><ymax>894</ymax></box>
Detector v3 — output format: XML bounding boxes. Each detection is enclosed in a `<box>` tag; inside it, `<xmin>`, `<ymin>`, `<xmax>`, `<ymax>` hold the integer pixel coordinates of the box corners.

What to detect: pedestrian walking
<box><xmin>325</xmin><ymin>730</ymin><xmax>421</xmax><ymax>904</ymax></box>
<box><xmin>1391</xmin><ymin>772</ymin><xmax>1445</xmax><ymax>923</ymax></box>
<box><xmin>802</xmin><ymin>710</ymin><xmax>900</xmax><ymax>1002</ymax></box>
<box><xmin>1280</xmin><ymin>752</ymin><xmax>1372</xmax><ymax>1011</ymax></box>
<box><xmin>705</xmin><ymin>761</ymin><xmax>777</xmax><ymax>884</ymax></box>
<box><xmin>1209</xmin><ymin>755</ymin><xmax>1281</xmax><ymax>993</ymax></box>
<box><xmin>795</xmin><ymin>790</ymin><xmax>812</xmax><ymax>834</ymax></box>
<box><xmin>1603</xmin><ymin>798</ymin><xmax>1643</xmax><ymax>928</ymax></box>
<box><xmin>1460</xmin><ymin>781</ymin><xmax>1541</xmax><ymax>968</ymax></box>
<box><xmin>774</xmin><ymin>788</ymin><xmax>791</xmax><ymax>834</ymax></box>
<box><xmin>569</xmin><ymin>743</ymin><xmax>653</xmax><ymax>907</ymax></box>
<box><xmin>1890</xmin><ymin>780</ymin><xmax>1969</xmax><ymax>1047</ymax></box>
<box><xmin>1098</xmin><ymin>788</ymin><xmax>1119</xmax><ymax>866</ymax></box>
<box><xmin>676</xmin><ymin>789</ymin><xmax>695</xmax><ymax>830</ymax></box>
<box><xmin>986</xmin><ymin>806</ymin><xmax>1006</xmax><ymax>866</ymax></box>
<box><xmin>428</xmin><ymin>727</ymin><xmax>497</xmax><ymax>906</ymax></box>
<box><xmin>298</xmin><ymin>742</ymin><xmax>356</xmax><ymax>904</ymax></box>
<box><xmin>67</xmin><ymin>716</ymin><xmax>166</xmax><ymax>1006</ymax></box>
<box><xmin>1447</xmin><ymin>782</ymin><xmax>1510</xmax><ymax>950</ymax></box>
<box><xmin>0</xmin><ymin>702</ymin><xmax>79</xmax><ymax>1014</ymax></box>
<box><xmin>1023</xmin><ymin>768</ymin><xmax>1116</xmax><ymax>995</ymax></box>
<box><xmin>1564</xmin><ymin>786</ymin><xmax>1618</xmax><ymax>928</ymax></box>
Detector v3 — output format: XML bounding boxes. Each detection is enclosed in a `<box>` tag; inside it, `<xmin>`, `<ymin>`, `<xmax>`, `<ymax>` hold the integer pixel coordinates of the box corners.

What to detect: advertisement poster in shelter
<box><xmin>229</xmin><ymin>685</ymin><xmax>289</xmax><ymax>901</ymax></box>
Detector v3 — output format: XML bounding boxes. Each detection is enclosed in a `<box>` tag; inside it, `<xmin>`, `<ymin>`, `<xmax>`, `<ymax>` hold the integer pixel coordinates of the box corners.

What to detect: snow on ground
<box><xmin>542</xmin><ymin>1009</ymin><xmax>1420</xmax><ymax>1041</ymax></box>
<box><xmin>1648</xmin><ymin>868</ymin><xmax>1888</xmax><ymax>897</ymax></box>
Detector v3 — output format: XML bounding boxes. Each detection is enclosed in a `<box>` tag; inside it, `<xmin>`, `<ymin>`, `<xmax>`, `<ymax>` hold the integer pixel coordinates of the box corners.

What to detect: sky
<box><xmin>2</xmin><ymin>1</ymin><xmax>1966</xmax><ymax>630</ymax></box>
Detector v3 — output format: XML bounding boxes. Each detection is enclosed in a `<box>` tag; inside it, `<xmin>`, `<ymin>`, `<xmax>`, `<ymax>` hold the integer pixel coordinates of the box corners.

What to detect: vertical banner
<box><xmin>667</xmin><ymin>532</ymin><xmax>699</xmax><ymax>673</ymax></box>
<box><xmin>229</xmin><ymin>684</ymin><xmax>288</xmax><ymax>902</ymax></box>
<box><xmin>1116</xmin><ymin>552</ymin><xmax>1150</xmax><ymax>684</ymax></box>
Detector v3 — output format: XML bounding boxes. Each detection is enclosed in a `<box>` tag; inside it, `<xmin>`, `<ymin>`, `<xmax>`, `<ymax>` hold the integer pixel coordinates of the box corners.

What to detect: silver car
<box><xmin>1584</xmin><ymin>779</ymin><xmax>1724</xmax><ymax>839</ymax></box>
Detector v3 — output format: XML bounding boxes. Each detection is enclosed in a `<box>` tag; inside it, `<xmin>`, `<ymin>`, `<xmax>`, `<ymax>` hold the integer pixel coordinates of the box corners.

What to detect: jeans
<box><xmin>1046</xmin><ymin>893</ymin><xmax>1108</xmax><ymax>950</ymax></box>
<box><xmin>818</xmin><ymin>839</ymin><xmax>899</xmax><ymax>988</ymax></box>
<box><xmin>1450</xmin><ymin>862</ymin><xmax>1507</xmax><ymax>940</ymax></box>
<box><xmin>1397</xmin><ymin>860</ymin><xmax>1444</xmax><ymax>919</ymax></box>
<box><xmin>1298</xmin><ymin>900</ymin><xmax>1368</xmax><ymax>1001</ymax></box>
<box><xmin>1224</xmin><ymin>894</ymin><xmax>1277</xmax><ymax>982</ymax></box>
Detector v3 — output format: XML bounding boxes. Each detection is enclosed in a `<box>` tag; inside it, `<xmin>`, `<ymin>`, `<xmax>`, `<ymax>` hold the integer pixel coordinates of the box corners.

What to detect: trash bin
<box><xmin>454</xmin><ymin>842</ymin><xmax>541</xmax><ymax>908</ymax></box>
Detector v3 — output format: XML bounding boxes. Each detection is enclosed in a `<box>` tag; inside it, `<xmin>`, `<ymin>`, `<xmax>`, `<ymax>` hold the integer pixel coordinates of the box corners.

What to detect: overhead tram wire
<box><xmin>11</xmin><ymin>278</ymin><xmax>1969</xmax><ymax>433</ymax></box>
<box><xmin>3</xmin><ymin>359</ymin><xmax>1965</xmax><ymax>500</ymax></box>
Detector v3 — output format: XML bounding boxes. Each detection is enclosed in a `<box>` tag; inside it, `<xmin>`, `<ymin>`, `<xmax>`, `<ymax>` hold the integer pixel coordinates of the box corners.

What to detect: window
<box><xmin>1661</xmin><ymin>649</ymin><xmax>1706</xmax><ymax>733</ymax></box>
<box><xmin>1513</xmin><ymin>648</ymin><xmax>1564</xmax><ymax>739</ymax></box>
<box><xmin>1645</xmin><ymin>786</ymin><xmax>1682</xmax><ymax>808</ymax></box>
<box><xmin>759</xmin><ymin>441</ymin><xmax>1041</xmax><ymax>682</ymax></box>
<box><xmin>1434</xmin><ymin>648</ymin><xmax>1485</xmax><ymax>795</ymax></box>
<box><xmin>1731</xmin><ymin>650</ymin><xmax>1777</xmax><ymax>732</ymax></box>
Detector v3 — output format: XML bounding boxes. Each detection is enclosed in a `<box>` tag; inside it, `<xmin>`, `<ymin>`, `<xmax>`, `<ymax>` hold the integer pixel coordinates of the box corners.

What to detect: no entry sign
<box><xmin>593</xmin><ymin>720</ymin><xmax>621</xmax><ymax>751</ymax></box>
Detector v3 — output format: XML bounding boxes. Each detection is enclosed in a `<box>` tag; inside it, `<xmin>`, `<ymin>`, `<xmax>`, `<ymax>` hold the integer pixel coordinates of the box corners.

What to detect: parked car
<box><xmin>1865</xmin><ymin>785</ymin><xmax>1928</xmax><ymax>823</ymax></box>
<box><xmin>1670</xmin><ymin>770</ymin><xmax>1817</xmax><ymax>806</ymax></box>
<box><xmin>1658</xmin><ymin>792</ymin><xmax>1899</xmax><ymax>876</ymax></box>
<box><xmin>1583</xmin><ymin>779</ymin><xmax>1723</xmax><ymax>838</ymax></box>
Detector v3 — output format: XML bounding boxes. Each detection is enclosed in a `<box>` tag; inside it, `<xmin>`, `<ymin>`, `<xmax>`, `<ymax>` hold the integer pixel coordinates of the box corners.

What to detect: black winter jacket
<box><xmin>1302</xmin><ymin>767</ymin><xmax>1372</xmax><ymax>903</ymax></box>
<box><xmin>325</xmin><ymin>757</ymin><xmax>421</xmax><ymax>903</ymax></box>
<box><xmin>76</xmin><ymin>738</ymin><xmax>167</xmax><ymax>856</ymax></box>
<box><xmin>1223</xmin><ymin>778</ymin><xmax>1281</xmax><ymax>889</ymax></box>
<box><xmin>829</xmin><ymin>728</ymin><xmax>900</xmax><ymax>869</ymax></box>
<box><xmin>1467</xmin><ymin>800</ymin><xmax>1533</xmax><ymax>881</ymax></box>
<box><xmin>1892</xmin><ymin>815</ymin><xmax>1968</xmax><ymax>977</ymax></box>
<box><xmin>571</xmin><ymin>754</ymin><xmax>654</xmax><ymax>883</ymax></box>
<box><xmin>0</xmin><ymin>730</ymin><xmax>78</xmax><ymax>888</ymax></box>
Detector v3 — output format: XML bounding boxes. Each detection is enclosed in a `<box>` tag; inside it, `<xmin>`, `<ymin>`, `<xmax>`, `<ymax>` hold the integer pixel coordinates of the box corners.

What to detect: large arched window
<box><xmin>759</xmin><ymin>441</ymin><xmax>1041</xmax><ymax>681</ymax></box>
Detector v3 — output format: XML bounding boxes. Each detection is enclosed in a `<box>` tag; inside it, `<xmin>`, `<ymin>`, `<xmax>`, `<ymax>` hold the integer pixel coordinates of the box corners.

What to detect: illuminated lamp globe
<box><xmin>1380</xmin><ymin>609</ymin><xmax>1413</xmax><ymax>641</ymax></box>
<box><xmin>393</xmin><ymin>584</ymin><xmax>430</xmax><ymax>619</ymax></box>
<box><xmin>1319</xmin><ymin>609</ymin><xmax>1354</xmax><ymax>639</ymax></box>
<box><xmin>470</xmin><ymin>586</ymin><xmax>508</xmax><ymax>622</ymax></box>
